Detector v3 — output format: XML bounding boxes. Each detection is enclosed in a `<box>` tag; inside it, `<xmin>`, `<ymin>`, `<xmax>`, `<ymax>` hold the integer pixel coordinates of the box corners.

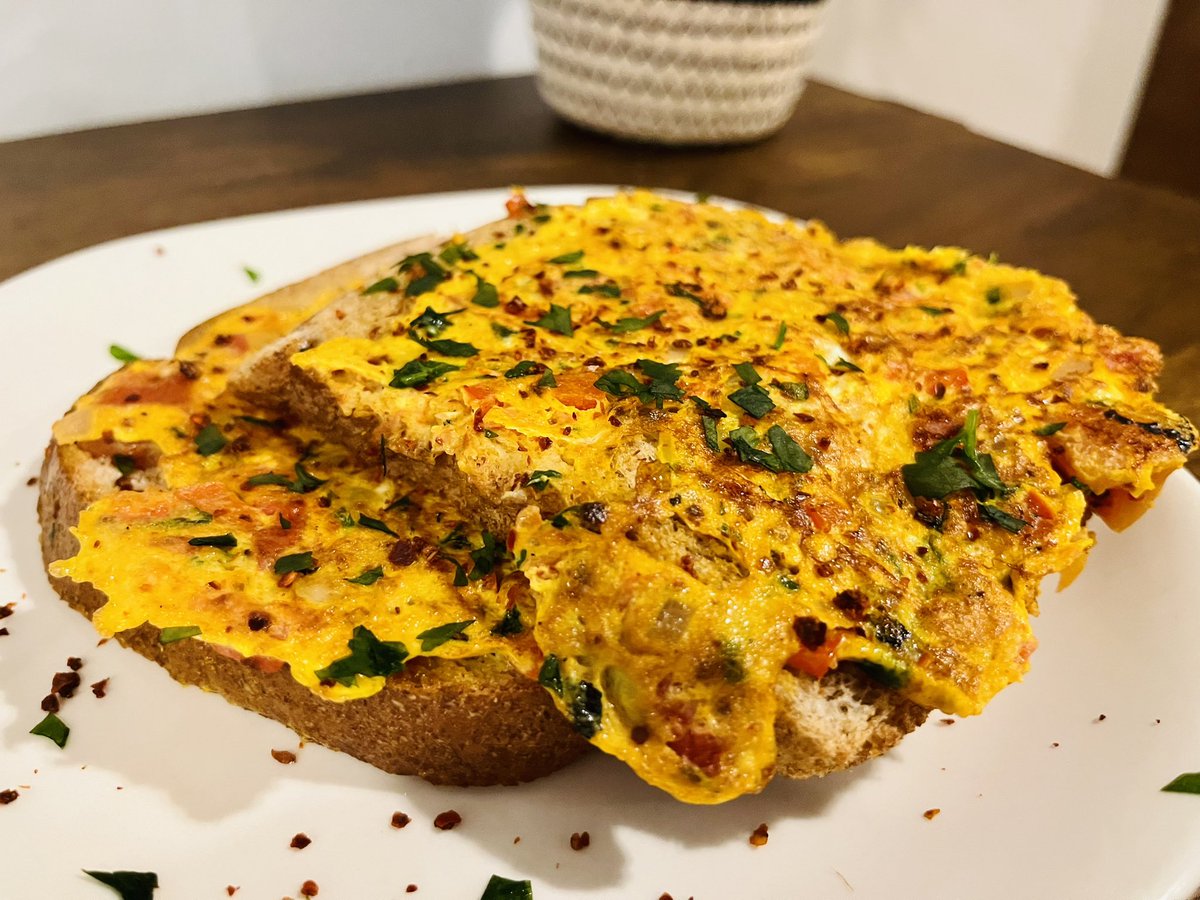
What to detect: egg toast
<box><xmin>232</xmin><ymin>190</ymin><xmax>1195</xmax><ymax>802</ymax></box>
<box><xmin>39</xmin><ymin>213</ymin><xmax>925</xmax><ymax>793</ymax></box>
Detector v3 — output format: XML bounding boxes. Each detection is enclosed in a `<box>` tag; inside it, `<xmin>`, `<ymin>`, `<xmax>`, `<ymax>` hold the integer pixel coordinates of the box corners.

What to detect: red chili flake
<box><xmin>226</xmin><ymin>887</ymin><xmax>239</xmax><ymax>896</ymax></box>
<box><xmin>67</xmin><ymin>657</ymin><xmax>83</xmax><ymax>671</ymax></box>
<box><xmin>390</xmin><ymin>811</ymin><xmax>411</xmax><ymax>829</ymax></box>
<box><xmin>52</xmin><ymin>671</ymin><xmax>81</xmax><ymax>698</ymax></box>
<box><xmin>939</xmin><ymin>718</ymin><xmax>955</xmax><ymax>726</ymax></box>
<box><xmin>1051</xmin><ymin>742</ymin><xmax>1060</xmax><ymax>748</ymax></box>
<box><xmin>290</xmin><ymin>833</ymin><xmax>312</xmax><ymax>849</ymax></box>
<box><xmin>40</xmin><ymin>694</ymin><xmax>60</xmax><ymax>713</ymax></box>
<box><xmin>26</xmin><ymin>477</ymin><xmax>38</xmax><ymax>486</ymax></box>
<box><xmin>749</xmin><ymin>823</ymin><xmax>769</xmax><ymax>847</ymax></box>
<box><xmin>570</xmin><ymin>831</ymin><xmax>590</xmax><ymax>851</ymax></box>
<box><xmin>300</xmin><ymin>880</ymin><xmax>319</xmax><ymax>897</ymax></box>
<box><xmin>271</xmin><ymin>749</ymin><xmax>297</xmax><ymax>765</ymax></box>
<box><xmin>923</xmin><ymin>808</ymin><xmax>941</xmax><ymax>820</ymax></box>
<box><xmin>247</xmin><ymin>611</ymin><xmax>270</xmax><ymax>631</ymax></box>
<box><xmin>405</xmin><ymin>886</ymin><xmax>418</xmax><ymax>894</ymax></box>
<box><xmin>1095</xmin><ymin>714</ymin><xmax>1107</xmax><ymax>722</ymax></box>
<box><xmin>0</xmin><ymin>628</ymin><xmax>9</xmax><ymax>637</ymax></box>
<box><xmin>91</xmin><ymin>679</ymin><xmax>109</xmax><ymax>699</ymax></box>
<box><xmin>0</xmin><ymin>789</ymin><xmax>18</xmax><ymax>805</ymax></box>
<box><xmin>658</xmin><ymin>894</ymin><xmax>674</xmax><ymax>900</ymax></box>
<box><xmin>0</xmin><ymin>603</ymin><xmax>13</xmax><ymax>619</ymax></box>
<box><xmin>433</xmin><ymin>810</ymin><xmax>462</xmax><ymax>830</ymax></box>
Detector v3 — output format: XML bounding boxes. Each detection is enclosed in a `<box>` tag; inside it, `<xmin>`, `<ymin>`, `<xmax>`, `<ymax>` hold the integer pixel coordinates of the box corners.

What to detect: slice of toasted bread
<box><xmin>41</xmin><ymin>214</ymin><xmax>928</xmax><ymax>800</ymax></box>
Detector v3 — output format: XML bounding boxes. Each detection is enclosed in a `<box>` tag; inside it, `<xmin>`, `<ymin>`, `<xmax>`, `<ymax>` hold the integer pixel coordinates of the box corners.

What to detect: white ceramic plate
<box><xmin>2</xmin><ymin>187</ymin><xmax>1199</xmax><ymax>900</ymax></box>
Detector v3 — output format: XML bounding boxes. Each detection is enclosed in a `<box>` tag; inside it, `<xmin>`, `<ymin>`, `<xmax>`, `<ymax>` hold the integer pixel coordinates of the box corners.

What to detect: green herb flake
<box><xmin>314</xmin><ymin>625</ymin><xmax>408</xmax><ymax>686</ymax></box>
<box><xmin>570</xmin><ymin>680</ymin><xmax>603</xmax><ymax>738</ymax></box>
<box><xmin>505</xmin><ymin>360</ymin><xmax>546</xmax><ymax>379</ymax></box>
<box><xmin>593</xmin><ymin>358</ymin><xmax>685</xmax><ymax>408</ymax></box>
<box><xmin>491</xmin><ymin>323</ymin><xmax>515</xmax><ymax>338</ymax></box>
<box><xmin>920</xmin><ymin>306</ymin><xmax>950</xmax><ymax>317</ymax></box>
<box><xmin>667</xmin><ymin>282</ymin><xmax>704</xmax><ymax>304</ymax></box>
<box><xmin>820</xmin><ymin>311</ymin><xmax>849</xmax><ymax>335</ymax></box>
<box><xmin>767</xmin><ymin>425</ymin><xmax>814</xmax><ymax>473</ymax></box>
<box><xmin>362</xmin><ymin>276</ymin><xmax>400</xmax><ymax>295</ymax></box>
<box><xmin>112</xmin><ymin>455</ymin><xmax>137</xmax><ymax>477</ymax></box>
<box><xmin>471</xmin><ymin>275</ymin><xmax>500</xmax><ymax>308</ymax></box>
<box><xmin>246</xmin><ymin>463</ymin><xmax>326</xmax><ymax>494</ymax></box>
<box><xmin>831</xmin><ymin>358</ymin><xmax>864</xmax><ymax>373</ymax></box>
<box><xmin>536</xmin><ymin>370</ymin><xmax>558</xmax><ymax>389</ymax></box>
<box><xmin>733</xmin><ymin>362</ymin><xmax>762</xmax><ymax>385</ymax></box>
<box><xmin>480</xmin><ymin>874</ymin><xmax>533</xmax><ymax>900</ymax></box>
<box><xmin>409</xmin><ymin>334</ymin><xmax>479</xmax><ymax>358</ymax></box>
<box><xmin>194</xmin><ymin>424</ymin><xmax>227</xmax><ymax>456</ymax></box>
<box><xmin>389</xmin><ymin>359</ymin><xmax>460</xmax><ymax>389</ymax></box>
<box><xmin>527</xmin><ymin>470</ymin><xmax>562</xmax><ymax>491</ymax></box>
<box><xmin>779</xmin><ymin>575</ymin><xmax>800</xmax><ymax>590</ymax></box>
<box><xmin>358</xmin><ymin>514</ymin><xmax>398</xmax><ymax>537</ymax></box>
<box><xmin>774</xmin><ymin>381</ymin><xmax>808</xmax><ymax>401</ymax></box>
<box><xmin>237</xmin><ymin>415</ymin><xmax>286</xmax><ymax>429</ymax></box>
<box><xmin>345</xmin><ymin>566</ymin><xmax>384</xmax><ymax>586</ymax></box>
<box><xmin>1034</xmin><ymin>422</ymin><xmax>1066</xmax><ymax>436</ymax></box>
<box><xmin>772</xmin><ymin>321</ymin><xmax>788</xmax><ymax>350</ymax></box>
<box><xmin>491</xmin><ymin>605</ymin><xmax>524</xmax><ymax>637</ymax></box>
<box><xmin>409</xmin><ymin>306</ymin><xmax>462</xmax><ymax>338</ymax></box>
<box><xmin>563</xmin><ymin>269</ymin><xmax>599</xmax><ymax>279</ymax></box>
<box><xmin>417</xmin><ymin>619</ymin><xmax>475</xmax><ymax>652</ymax></box>
<box><xmin>951</xmin><ymin>257</ymin><xmax>969</xmax><ymax>276</ymax></box>
<box><xmin>538</xmin><ymin>655</ymin><xmax>563</xmax><ymax>696</ymax></box>
<box><xmin>468</xmin><ymin>531</ymin><xmax>512</xmax><ymax>581</ymax></box>
<box><xmin>690</xmin><ymin>396</ymin><xmax>726</xmax><ymax>451</ymax></box>
<box><xmin>549</xmin><ymin>250</ymin><xmax>585</xmax><ymax>265</ymax></box>
<box><xmin>109</xmin><ymin>344</ymin><xmax>140</xmax><ymax>363</ymax></box>
<box><xmin>600</xmin><ymin>310</ymin><xmax>664</xmax><ymax>333</ymax></box>
<box><xmin>398</xmin><ymin>252</ymin><xmax>449</xmax><ymax>297</ymax></box>
<box><xmin>438</xmin><ymin>242</ymin><xmax>478</xmax><ymax>264</ymax></box>
<box><xmin>1162</xmin><ymin>773</ymin><xmax>1200</xmax><ymax>795</ymax></box>
<box><xmin>159</xmin><ymin>625</ymin><xmax>201</xmax><ymax>644</ymax></box>
<box><xmin>977</xmin><ymin>503</ymin><xmax>1029</xmax><ymax>533</ymax></box>
<box><xmin>30</xmin><ymin>712</ymin><xmax>69</xmax><ymax>748</ymax></box>
<box><xmin>985</xmin><ymin>287</ymin><xmax>1003</xmax><ymax>305</ymax></box>
<box><xmin>242</xmin><ymin>265</ymin><xmax>260</xmax><ymax>283</ymax></box>
<box><xmin>532</xmin><ymin>304</ymin><xmax>574</xmax><ymax>337</ymax></box>
<box><xmin>83</xmin><ymin>870</ymin><xmax>159</xmax><ymax>900</ymax></box>
<box><xmin>578</xmin><ymin>283</ymin><xmax>621</xmax><ymax>298</ymax></box>
<box><xmin>901</xmin><ymin>409</ymin><xmax>1012</xmax><ymax>502</ymax></box>
<box><xmin>274</xmin><ymin>551</ymin><xmax>316</xmax><ymax>575</ymax></box>
<box><xmin>279</xmin><ymin>513</ymin><xmax>292</xmax><ymax>530</ymax></box>
<box><xmin>187</xmin><ymin>534</ymin><xmax>236</xmax><ymax>548</ymax></box>
<box><xmin>908</xmin><ymin>394</ymin><xmax>920</xmax><ymax>414</ymax></box>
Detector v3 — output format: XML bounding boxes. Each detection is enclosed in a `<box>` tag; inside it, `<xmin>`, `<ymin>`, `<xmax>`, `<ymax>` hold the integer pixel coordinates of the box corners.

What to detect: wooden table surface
<box><xmin>2</xmin><ymin>75</ymin><xmax>1196</xmax><ymax>474</ymax></box>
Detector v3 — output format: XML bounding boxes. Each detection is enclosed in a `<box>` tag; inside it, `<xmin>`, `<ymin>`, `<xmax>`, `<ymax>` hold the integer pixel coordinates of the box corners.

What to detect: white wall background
<box><xmin>0</xmin><ymin>0</ymin><xmax>1169</xmax><ymax>177</ymax></box>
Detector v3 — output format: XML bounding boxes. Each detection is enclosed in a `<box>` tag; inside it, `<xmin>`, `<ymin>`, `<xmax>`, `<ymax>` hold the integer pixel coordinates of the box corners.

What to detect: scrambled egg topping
<box><xmin>53</xmin><ymin>191</ymin><xmax>1194</xmax><ymax>804</ymax></box>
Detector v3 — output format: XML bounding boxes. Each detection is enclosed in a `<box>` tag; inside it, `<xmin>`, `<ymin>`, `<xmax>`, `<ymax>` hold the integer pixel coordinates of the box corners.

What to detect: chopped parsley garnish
<box><xmin>408</xmin><ymin>306</ymin><xmax>462</xmax><ymax>338</ymax></box>
<box><xmin>733</xmin><ymin>362</ymin><xmax>761</xmax><ymax>385</ymax></box>
<box><xmin>480</xmin><ymin>874</ymin><xmax>533</xmax><ymax>900</ymax></box>
<box><xmin>471</xmin><ymin>275</ymin><xmax>499</xmax><ymax>307</ymax></box>
<box><xmin>538</xmin><ymin>655</ymin><xmax>563</xmax><ymax>695</ymax></box>
<box><xmin>505</xmin><ymin>360</ymin><xmax>547</xmax><ymax>379</ymax></box>
<box><xmin>526</xmin><ymin>469</ymin><xmax>562</xmax><ymax>491</ymax></box>
<box><xmin>315</xmin><ymin>625</ymin><xmax>408</xmax><ymax>686</ymax></box>
<box><xmin>440</xmin><ymin>525</ymin><xmax>471</xmax><ymax>549</ymax></box>
<box><xmin>830</xmin><ymin>357</ymin><xmax>863</xmax><ymax>373</ymax></box>
<box><xmin>908</xmin><ymin>394</ymin><xmax>920</xmax><ymax>414</ymax></box>
<box><xmin>773</xmin><ymin>380</ymin><xmax>808</xmax><ymax>401</ymax></box>
<box><xmin>1034</xmin><ymin>422</ymin><xmax>1066</xmax><ymax>436</ymax></box>
<box><xmin>112</xmin><ymin>454</ymin><xmax>137</xmax><ymax>477</ymax></box>
<box><xmin>599</xmin><ymin>310</ymin><xmax>664</xmax><ymax>333</ymax></box>
<box><xmin>345</xmin><ymin>566</ymin><xmax>384</xmax><ymax>586</ymax></box>
<box><xmin>468</xmin><ymin>531</ymin><xmax>511</xmax><ymax>581</ymax></box>
<box><xmin>194</xmin><ymin>424</ymin><xmax>227</xmax><ymax>456</ymax></box>
<box><xmin>901</xmin><ymin>409</ymin><xmax>1011</xmax><ymax>502</ymax></box>
<box><xmin>279</xmin><ymin>514</ymin><xmax>292</xmax><ymax>530</ymax></box>
<box><xmin>187</xmin><ymin>534</ymin><xmax>237</xmax><ymax>548</ymax></box>
<box><xmin>243</xmin><ymin>265</ymin><xmax>260</xmax><ymax>283</ymax></box>
<box><xmin>159</xmin><ymin>625</ymin><xmax>201</xmax><ymax>644</ymax></box>
<box><xmin>563</xmin><ymin>269</ymin><xmax>599</xmax><ymax>279</ymax></box>
<box><xmin>238</xmin><ymin>414</ymin><xmax>286</xmax><ymax>429</ymax></box>
<box><xmin>594</xmin><ymin>359</ymin><xmax>684</xmax><ymax>408</ymax></box>
<box><xmin>109</xmin><ymin>344</ymin><xmax>140</xmax><ymax>363</ymax></box>
<box><xmin>985</xmin><ymin>287</ymin><xmax>1003</xmax><ymax>305</ymax></box>
<box><xmin>274</xmin><ymin>551</ymin><xmax>316</xmax><ymax>575</ymax></box>
<box><xmin>362</xmin><ymin>276</ymin><xmax>400</xmax><ymax>295</ymax></box>
<box><xmin>416</xmin><ymin>619</ymin><xmax>474</xmax><ymax>652</ymax></box>
<box><xmin>491</xmin><ymin>322</ymin><xmax>515</xmax><ymax>338</ymax></box>
<box><xmin>438</xmin><ymin>242</ymin><xmax>478</xmax><ymax>264</ymax></box>
<box><xmin>398</xmin><ymin>252</ymin><xmax>449</xmax><ymax>297</ymax></box>
<box><xmin>726</xmin><ymin>425</ymin><xmax>813</xmax><ymax>474</ymax></box>
<box><xmin>920</xmin><ymin>306</ymin><xmax>950</xmax><ymax>316</ymax></box>
<box><xmin>691</xmin><ymin>396</ymin><xmax>726</xmax><ymax>451</ymax></box>
<box><xmin>335</xmin><ymin>508</ymin><xmax>355</xmax><ymax>528</ymax></box>
<box><xmin>30</xmin><ymin>712</ymin><xmax>69</xmax><ymax>748</ymax></box>
<box><xmin>977</xmin><ymin>503</ymin><xmax>1029</xmax><ymax>533</ymax></box>
<box><xmin>773</xmin><ymin>322</ymin><xmax>788</xmax><ymax>349</ymax></box>
<box><xmin>409</xmin><ymin>334</ymin><xmax>479</xmax><ymax>358</ymax></box>
<box><xmin>536</xmin><ymin>370</ymin><xmax>558</xmax><ymax>389</ymax></box>
<box><xmin>729</xmin><ymin>364</ymin><xmax>775</xmax><ymax>418</ymax></box>
<box><xmin>83</xmin><ymin>870</ymin><xmax>159</xmax><ymax>900</ymax></box>
<box><xmin>819</xmin><ymin>311</ymin><xmax>849</xmax><ymax>335</ymax></box>
<box><xmin>950</xmin><ymin>257</ymin><xmax>969</xmax><ymax>276</ymax></box>
<box><xmin>779</xmin><ymin>575</ymin><xmax>800</xmax><ymax>590</ymax></box>
<box><xmin>550</xmin><ymin>502</ymin><xmax>607</xmax><ymax>532</ymax></box>
<box><xmin>578</xmin><ymin>283</ymin><xmax>621</xmax><ymax>298</ymax></box>
<box><xmin>569</xmin><ymin>680</ymin><xmax>603</xmax><ymax>738</ymax></box>
<box><xmin>1162</xmin><ymin>773</ymin><xmax>1200</xmax><ymax>795</ymax></box>
<box><xmin>246</xmin><ymin>462</ymin><xmax>326</xmax><ymax>493</ymax></box>
<box><xmin>549</xmin><ymin>250</ymin><xmax>585</xmax><ymax>264</ymax></box>
<box><xmin>390</xmin><ymin>359</ymin><xmax>460</xmax><ymax>388</ymax></box>
<box><xmin>358</xmin><ymin>514</ymin><xmax>398</xmax><ymax>537</ymax></box>
<box><xmin>491</xmin><ymin>605</ymin><xmax>524</xmax><ymax>636</ymax></box>
<box><xmin>532</xmin><ymin>304</ymin><xmax>574</xmax><ymax>336</ymax></box>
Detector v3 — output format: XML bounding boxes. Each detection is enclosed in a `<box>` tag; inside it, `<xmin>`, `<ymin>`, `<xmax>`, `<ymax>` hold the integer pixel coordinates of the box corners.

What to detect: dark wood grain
<box><xmin>1</xmin><ymin>75</ymin><xmax>1196</xmax><ymax>474</ymax></box>
<box><xmin>1121</xmin><ymin>0</ymin><xmax>1200</xmax><ymax>198</ymax></box>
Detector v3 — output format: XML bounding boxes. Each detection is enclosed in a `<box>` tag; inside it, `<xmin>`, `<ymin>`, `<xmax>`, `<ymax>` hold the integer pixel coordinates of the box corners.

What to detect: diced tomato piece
<box><xmin>550</xmin><ymin>372</ymin><xmax>602</xmax><ymax>410</ymax></box>
<box><xmin>666</xmin><ymin>730</ymin><xmax>725</xmax><ymax>776</ymax></box>
<box><xmin>785</xmin><ymin>630</ymin><xmax>843</xmax><ymax>679</ymax></box>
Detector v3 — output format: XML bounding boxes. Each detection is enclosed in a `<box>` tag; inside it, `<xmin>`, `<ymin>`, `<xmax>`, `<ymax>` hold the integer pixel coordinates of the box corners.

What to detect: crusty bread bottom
<box><xmin>38</xmin><ymin>439</ymin><xmax>590</xmax><ymax>786</ymax></box>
